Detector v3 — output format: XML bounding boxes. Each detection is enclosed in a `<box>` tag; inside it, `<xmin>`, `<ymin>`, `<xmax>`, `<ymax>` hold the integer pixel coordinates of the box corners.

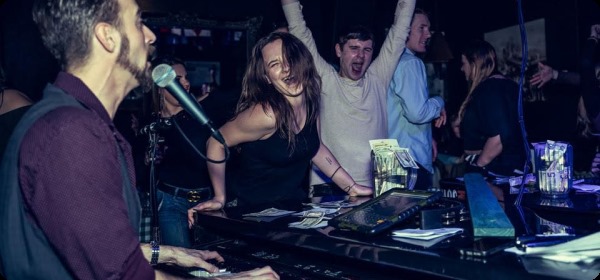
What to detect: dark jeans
<box><xmin>157</xmin><ymin>189</ymin><xmax>211</xmax><ymax>248</ymax></box>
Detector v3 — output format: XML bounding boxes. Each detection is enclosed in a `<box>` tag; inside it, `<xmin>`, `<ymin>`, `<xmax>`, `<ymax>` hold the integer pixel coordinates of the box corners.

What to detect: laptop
<box><xmin>329</xmin><ymin>188</ymin><xmax>442</xmax><ymax>235</ymax></box>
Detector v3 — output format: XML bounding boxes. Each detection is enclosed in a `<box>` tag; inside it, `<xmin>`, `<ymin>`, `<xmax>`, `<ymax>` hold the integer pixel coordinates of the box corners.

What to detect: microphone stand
<box><xmin>145</xmin><ymin>125</ymin><xmax>161</xmax><ymax>244</ymax></box>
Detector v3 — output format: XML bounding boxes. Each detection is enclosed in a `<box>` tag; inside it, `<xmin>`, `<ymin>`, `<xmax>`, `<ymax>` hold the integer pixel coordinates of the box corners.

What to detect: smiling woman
<box><xmin>187</xmin><ymin>31</ymin><xmax>371</xmax><ymax>217</ymax></box>
<box><xmin>199</xmin><ymin>31</ymin><xmax>323</xmax><ymax>212</ymax></box>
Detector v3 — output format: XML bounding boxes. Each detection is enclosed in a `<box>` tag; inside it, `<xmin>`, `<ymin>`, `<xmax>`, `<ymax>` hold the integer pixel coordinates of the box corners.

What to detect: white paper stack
<box><xmin>391</xmin><ymin>228</ymin><xmax>464</xmax><ymax>248</ymax></box>
<box><xmin>510</xmin><ymin>232</ymin><xmax>600</xmax><ymax>280</ymax></box>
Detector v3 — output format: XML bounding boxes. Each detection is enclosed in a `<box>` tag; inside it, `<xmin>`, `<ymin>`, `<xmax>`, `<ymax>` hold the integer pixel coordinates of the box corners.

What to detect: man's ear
<box><xmin>335</xmin><ymin>43</ymin><xmax>342</xmax><ymax>58</ymax></box>
<box><xmin>94</xmin><ymin>22</ymin><xmax>118</xmax><ymax>53</ymax></box>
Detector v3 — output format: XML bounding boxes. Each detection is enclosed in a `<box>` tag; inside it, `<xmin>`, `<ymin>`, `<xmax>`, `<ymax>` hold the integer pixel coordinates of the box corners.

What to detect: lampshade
<box><xmin>425</xmin><ymin>31</ymin><xmax>453</xmax><ymax>63</ymax></box>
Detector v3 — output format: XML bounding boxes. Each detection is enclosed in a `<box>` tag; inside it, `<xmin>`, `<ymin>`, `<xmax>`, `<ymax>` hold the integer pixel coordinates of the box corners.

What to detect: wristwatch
<box><xmin>150</xmin><ymin>241</ymin><xmax>159</xmax><ymax>266</ymax></box>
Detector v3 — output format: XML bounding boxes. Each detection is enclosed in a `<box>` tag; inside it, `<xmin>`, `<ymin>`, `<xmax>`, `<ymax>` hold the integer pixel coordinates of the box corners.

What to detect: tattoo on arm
<box><xmin>325</xmin><ymin>157</ymin><xmax>333</xmax><ymax>165</ymax></box>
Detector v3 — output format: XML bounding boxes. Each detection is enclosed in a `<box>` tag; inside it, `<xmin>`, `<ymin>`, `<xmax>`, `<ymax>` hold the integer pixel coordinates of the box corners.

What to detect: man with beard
<box><xmin>0</xmin><ymin>0</ymin><xmax>278</xmax><ymax>279</ymax></box>
<box><xmin>281</xmin><ymin>0</ymin><xmax>416</xmax><ymax>188</ymax></box>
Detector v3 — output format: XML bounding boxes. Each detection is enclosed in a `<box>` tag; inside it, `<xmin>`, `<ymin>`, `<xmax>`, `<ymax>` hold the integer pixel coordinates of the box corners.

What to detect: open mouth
<box><xmin>283</xmin><ymin>75</ymin><xmax>296</xmax><ymax>85</ymax></box>
<box><xmin>351</xmin><ymin>62</ymin><xmax>363</xmax><ymax>74</ymax></box>
<box><xmin>148</xmin><ymin>45</ymin><xmax>157</xmax><ymax>61</ymax></box>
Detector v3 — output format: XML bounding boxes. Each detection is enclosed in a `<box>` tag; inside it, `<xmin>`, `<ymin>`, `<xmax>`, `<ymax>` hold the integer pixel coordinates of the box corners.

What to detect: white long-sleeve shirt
<box><xmin>283</xmin><ymin>0</ymin><xmax>414</xmax><ymax>187</ymax></box>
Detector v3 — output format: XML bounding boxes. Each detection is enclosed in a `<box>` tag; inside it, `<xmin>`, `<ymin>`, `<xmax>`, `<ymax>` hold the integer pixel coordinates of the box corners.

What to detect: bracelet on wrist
<box><xmin>149</xmin><ymin>241</ymin><xmax>159</xmax><ymax>266</ymax></box>
<box><xmin>330</xmin><ymin>166</ymin><xmax>342</xmax><ymax>179</ymax></box>
<box><xmin>345</xmin><ymin>182</ymin><xmax>357</xmax><ymax>193</ymax></box>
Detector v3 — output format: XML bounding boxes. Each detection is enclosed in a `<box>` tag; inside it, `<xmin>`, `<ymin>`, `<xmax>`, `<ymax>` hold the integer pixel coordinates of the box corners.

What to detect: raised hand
<box><xmin>530</xmin><ymin>62</ymin><xmax>555</xmax><ymax>88</ymax></box>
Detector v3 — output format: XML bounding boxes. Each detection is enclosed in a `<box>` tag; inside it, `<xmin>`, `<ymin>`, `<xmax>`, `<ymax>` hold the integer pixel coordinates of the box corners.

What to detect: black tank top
<box><xmin>228</xmin><ymin>118</ymin><xmax>320</xmax><ymax>209</ymax></box>
<box><xmin>157</xmin><ymin>111</ymin><xmax>212</xmax><ymax>189</ymax></box>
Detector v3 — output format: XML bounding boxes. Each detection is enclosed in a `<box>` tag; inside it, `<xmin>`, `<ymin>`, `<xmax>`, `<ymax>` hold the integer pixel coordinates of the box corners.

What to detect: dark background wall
<box><xmin>2</xmin><ymin>0</ymin><xmax>598</xmax><ymax>99</ymax></box>
<box><xmin>1</xmin><ymin>0</ymin><xmax>599</xmax><ymax>169</ymax></box>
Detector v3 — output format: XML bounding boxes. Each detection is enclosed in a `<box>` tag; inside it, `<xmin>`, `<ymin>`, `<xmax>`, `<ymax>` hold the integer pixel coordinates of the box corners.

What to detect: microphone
<box><xmin>152</xmin><ymin>64</ymin><xmax>225</xmax><ymax>144</ymax></box>
<box><xmin>139</xmin><ymin>118</ymin><xmax>172</xmax><ymax>135</ymax></box>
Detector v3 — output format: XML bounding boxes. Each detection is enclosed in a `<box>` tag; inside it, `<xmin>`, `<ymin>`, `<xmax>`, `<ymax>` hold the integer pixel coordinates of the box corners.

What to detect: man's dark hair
<box><xmin>336</xmin><ymin>25</ymin><xmax>375</xmax><ymax>49</ymax></box>
<box><xmin>32</xmin><ymin>0</ymin><xmax>121</xmax><ymax>70</ymax></box>
<box><xmin>411</xmin><ymin>8</ymin><xmax>429</xmax><ymax>24</ymax></box>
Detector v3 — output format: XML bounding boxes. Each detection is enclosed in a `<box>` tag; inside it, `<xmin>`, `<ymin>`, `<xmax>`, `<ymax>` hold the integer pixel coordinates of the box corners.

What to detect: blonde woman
<box><xmin>452</xmin><ymin>40</ymin><xmax>525</xmax><ymax>176</ymax></box>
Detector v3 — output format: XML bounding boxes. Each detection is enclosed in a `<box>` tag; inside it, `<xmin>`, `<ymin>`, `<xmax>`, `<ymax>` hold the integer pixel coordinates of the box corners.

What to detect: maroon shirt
<box><xmin>19</xmin><ymin>72</ymin><xmax>154</xmax><ymax>279</ymax></box>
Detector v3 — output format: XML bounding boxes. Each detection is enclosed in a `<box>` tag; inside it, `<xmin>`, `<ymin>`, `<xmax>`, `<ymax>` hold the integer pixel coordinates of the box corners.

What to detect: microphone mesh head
<box><xmin>152</xmin><ymin>64</ymin><xmax>176</xmax><ymax>88</ymax></box>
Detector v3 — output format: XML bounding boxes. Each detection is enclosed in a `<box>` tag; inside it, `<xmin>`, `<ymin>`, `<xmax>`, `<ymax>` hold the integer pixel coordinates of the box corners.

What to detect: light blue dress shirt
<box><xmin>387</xmin><ymin>49</ymin><xmax>444</xmax><ymax>173</ymax></box>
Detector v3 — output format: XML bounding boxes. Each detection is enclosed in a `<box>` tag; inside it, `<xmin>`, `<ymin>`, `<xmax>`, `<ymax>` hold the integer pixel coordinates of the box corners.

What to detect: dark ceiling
<box><xmin>0</xmin><ymin>0</ymin><xmax>599</xmax><ymax>101</ymax></box>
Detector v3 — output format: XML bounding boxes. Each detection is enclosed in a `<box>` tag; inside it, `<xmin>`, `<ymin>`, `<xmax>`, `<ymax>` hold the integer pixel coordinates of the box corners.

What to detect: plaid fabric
<box><xmin>138</xmin><ymin>191</ymin><xmax>152</xmax><ymax>243</ymax></box>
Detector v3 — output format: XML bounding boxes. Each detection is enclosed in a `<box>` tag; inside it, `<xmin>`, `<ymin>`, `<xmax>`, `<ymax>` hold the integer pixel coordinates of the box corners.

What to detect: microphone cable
<box><xmin>514</xmin><ymin>0</ymin><xmax>533</xmax><ymax>236</ymax></box>
<box><xmin>170</xmin><ymin>116</ymin><xmax>230</xmax><ymax>164</ymax></box>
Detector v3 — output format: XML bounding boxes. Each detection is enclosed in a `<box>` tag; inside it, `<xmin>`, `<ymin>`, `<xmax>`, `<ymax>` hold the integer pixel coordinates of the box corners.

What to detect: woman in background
<box><xmin>452</xmin><ymin>39</ymin><xmax>525</xmax><ymax>177</ymax></box>
<box><xmin>147</xmin><ymin>56</ymin><xmax>214</xmax><ymax>248</ymax></box>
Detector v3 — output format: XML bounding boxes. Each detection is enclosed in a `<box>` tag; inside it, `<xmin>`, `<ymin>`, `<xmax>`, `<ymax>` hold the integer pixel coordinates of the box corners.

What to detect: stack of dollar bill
<box><xmin>289</xmin><ymin>210</ymin><xmax>328</xmax><ymax>229</ymax></box>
